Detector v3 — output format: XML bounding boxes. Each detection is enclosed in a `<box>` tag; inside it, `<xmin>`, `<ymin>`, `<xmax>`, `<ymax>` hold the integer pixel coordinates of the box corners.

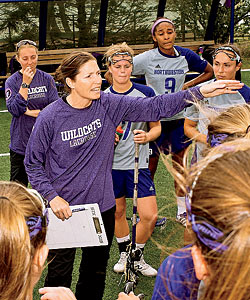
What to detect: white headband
<box><xmin>151</xmin><ymin>18</ymin><xmax>175</xmax><ymax>35</ymax></box>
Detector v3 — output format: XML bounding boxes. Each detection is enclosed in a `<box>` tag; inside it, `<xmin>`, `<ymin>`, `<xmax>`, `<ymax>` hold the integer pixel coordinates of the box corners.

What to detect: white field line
<box><xmin>0</xmin><ymin>153</ymin><xmax>9</xmax><ymax>157</ymax></box>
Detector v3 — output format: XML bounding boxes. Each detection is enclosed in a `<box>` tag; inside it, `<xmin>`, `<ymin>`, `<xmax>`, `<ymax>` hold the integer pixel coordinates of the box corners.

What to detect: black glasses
<box><xmin>16</xmin><ymin>40</ymin><xmax>37</xmax><ymax>51</ymax></box>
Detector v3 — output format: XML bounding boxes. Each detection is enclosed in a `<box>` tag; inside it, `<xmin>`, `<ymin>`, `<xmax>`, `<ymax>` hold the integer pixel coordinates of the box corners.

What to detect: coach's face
<box><xmin>153</xmin><ymin>22</ymin><xmax>176</xmax><ymax>55</ymax></box>
<box><xmin>66</xmin><ymin>60</ymin><xmax>103</xmax><ymax>107</ymax></box>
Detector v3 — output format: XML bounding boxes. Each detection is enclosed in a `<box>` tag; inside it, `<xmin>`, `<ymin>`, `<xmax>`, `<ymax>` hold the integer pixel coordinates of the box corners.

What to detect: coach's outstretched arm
<box><xmin>104</xmin><ymin>80</ymin><xmax>244</xmax><ymax>126</ymax></box>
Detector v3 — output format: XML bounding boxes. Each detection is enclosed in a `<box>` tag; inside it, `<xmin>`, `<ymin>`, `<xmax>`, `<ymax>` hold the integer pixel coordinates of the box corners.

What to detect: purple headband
<box><xmin>26</xmin><ymin>209</ymin><xmax>49</xmax><ymax>239</ymax></box>
<box><xmin>151</xmin><ymin>18</ymin><xmax>175</xmax><ymax>35</ymax></box>
<box><xmin>186</xmin><ymin>153</ymin><xmax>228</xmax><ymax>253</ymax></box>
<box><xmin>207</xmin><ymin>133</ymin><xmax>229</xmax><ymax>148</ymax></box>
<box><xmin>26</xmin><ymin>189</ymin><xmax>49</xmax><ymax>239</ymax></box>
<box><xmin>186</xmin><ymin>196</ymin><xmax>228</xmax><ymax>253</ymax></box>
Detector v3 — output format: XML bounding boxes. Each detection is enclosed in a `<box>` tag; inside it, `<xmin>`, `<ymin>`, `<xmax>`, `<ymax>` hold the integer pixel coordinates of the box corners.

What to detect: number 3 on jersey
<box><xmin>165</xmin><ymin>78</ymin><xmax>176</xmax><ymax>93</ymax></box>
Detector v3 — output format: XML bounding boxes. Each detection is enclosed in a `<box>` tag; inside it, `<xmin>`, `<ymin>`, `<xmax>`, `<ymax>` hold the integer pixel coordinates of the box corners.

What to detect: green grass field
<box><xmin>0</xmin><ymin>70</ymin><xmax>249</xmax><ymax>299</ymax></box>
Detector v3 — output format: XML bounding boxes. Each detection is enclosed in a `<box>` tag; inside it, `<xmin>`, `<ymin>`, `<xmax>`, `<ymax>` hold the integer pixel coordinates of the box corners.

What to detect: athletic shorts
<box><xmin>149</xmin><ymin>119</ymin><xmax>191</xmax><ymax>157</ymax></box>
<box><xmin>112</xmin><ymin>168</ymin><xmax>156</xmax><ymax>199</ymax></box>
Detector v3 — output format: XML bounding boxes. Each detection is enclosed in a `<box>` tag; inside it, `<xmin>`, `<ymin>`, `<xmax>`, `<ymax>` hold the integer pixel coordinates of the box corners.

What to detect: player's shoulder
<box><xmin>103</xmin><ymin>86</ymin><xmax>111</xmax><ymax>93</ymax></box>
<box><xmin>240</xmin><ymin>83</ymin><xmax>250</xmax><ymax>92</ymax></box>
<box><xmin>134</xmin><ymin>48</ymin><xmax>158</xmax><ymax>60</ymax></box>
<box><xmin>6</xmin><ymin>71</ymin><xmax>21</xmax><ymax>84</ymax></box>
<box><xmin>132</xmin><ymin>82</ymin><xmax>155</xmax><ymax>97</ymax></box>
<box><xmin>161</xmin><ymin>245</ymin><xmax>193</xmax><ymax>270</ymax></box>
<box><xmin>239</xmin><ymin>83</ymin><xmax>250</xmax><ymax>102</ymax></box>
<box><xmin>175</xmin><ymin>45</ymin><xmax>196</xmax><ymax>56</ymax></box>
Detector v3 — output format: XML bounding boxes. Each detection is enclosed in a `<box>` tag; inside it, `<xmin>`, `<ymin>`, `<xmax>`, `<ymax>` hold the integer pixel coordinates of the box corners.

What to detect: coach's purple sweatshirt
<box><xmin>5</xmin><ymin>69</ymin><xmax>58</xmax><ymax>155</ymax></box>
<box><xmin>24</xmin><ymin>87</ymin><xmax>202</xmax><ymax>212</ymax></box>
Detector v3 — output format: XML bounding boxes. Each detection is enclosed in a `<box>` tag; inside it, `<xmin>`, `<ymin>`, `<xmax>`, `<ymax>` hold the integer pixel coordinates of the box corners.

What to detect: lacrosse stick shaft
<box><xmin>131</xmin><ymin>142</ymin><xmax>139</xmax><ymax>248</ymax></box>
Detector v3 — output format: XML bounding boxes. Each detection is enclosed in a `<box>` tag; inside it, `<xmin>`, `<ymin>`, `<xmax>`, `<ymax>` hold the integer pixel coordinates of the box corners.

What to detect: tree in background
<box><xmin>0</xmin><ymin>0</ymin><xmax>249</xmax><ymax>50</ymax></box>
<box><xmin>166</xmin><ymin>0</ymin><xmax>212</xmax><ymax>41</ymax></box>
<box><xmin>77</xmin><ymin>0</ymin><xmax>100</xmax><ymax>47</ymax></box>
<box><xmin>46</xmin><ymin>0</ymin><xmax>158</xmax><ymax>47</ymax></box>
<box><xmin>105</xmin><ymin>0</ymin><xmax>158</xmax><ymax>45</ymax></box>
<box><xmin>0</xmin><ymin>2</ymin><xmax>39</xmax><ymax>51</ymax></box>
<box><xmin>214</xmin><ymin>0</ymin><xmax>250</xmax><ymax>43</ymax></box>
<box><xmin>166</xmin><ymin>0</ymin><xmax>249</xmax><ymax>43</ymax></box>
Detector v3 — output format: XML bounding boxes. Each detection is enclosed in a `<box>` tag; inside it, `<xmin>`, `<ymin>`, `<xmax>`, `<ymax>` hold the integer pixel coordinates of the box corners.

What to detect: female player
<box><xmin>5</xmin><ymin>39</ymin><xmax>58</xmax><ymax>187</ymax></box>
<box><xmin>0</xmin><ymin>181</ymin><xmax>76</xmax><ymax>300</ymax></box>
<box><xmin>104</xmin><ymin>42</ymin><xmax>160</xmax><ymax>277</ymax></box>
<box><xmin>184</xmin><ymin>44</ymin><xmax>250</xmax><ymax>162</ymax></box>
<box><xmin>24</xmin><ymin>50</ymin><xmax>242</xmax><ymax>300</ymax></box>
<box><xmin>149</xmin><ymin>103</ymin><xmax>250</xmax><ymax>300</ymax></box>
<box><xmin>117</xmin><ymin>138</ymin><xmax>250</xmax><ymax>300</ymax></box>
<box><xmin>132</xmin><ymin>17</ymin><xmax>213</xmax><ymax>226</ymax></box>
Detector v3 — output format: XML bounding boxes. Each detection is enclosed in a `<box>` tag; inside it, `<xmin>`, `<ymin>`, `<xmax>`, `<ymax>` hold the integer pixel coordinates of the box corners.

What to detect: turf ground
<box><xmin>0</xmin><ymin>71</ymin><xmax>249</xmax><ymax>299</ymax></box>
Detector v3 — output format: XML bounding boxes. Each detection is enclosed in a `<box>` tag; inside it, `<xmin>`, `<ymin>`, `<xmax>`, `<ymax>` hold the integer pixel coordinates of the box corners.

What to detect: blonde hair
<box><xmin>104</xmin><ymin>42</ymin><xmax>134</xmax><ymax>85</ymax></box>
<box><xmin>168</xmin><ymin>139</ymin><xmax>250</xmax><ymax>300</ymax></box>
<box><xmin>0</xmin><ymin>181</ymin><xmax>46</xmax><ymax>300</ymax></box>
<box><xmin>207</xmin><ymin>104</ymin><xmax>250</xmax><ymax>142</ymax></box>
<box><xmin>188</xmin><ymin>102</ymin><xmax>250</xmax><ymax>152</ymax></box>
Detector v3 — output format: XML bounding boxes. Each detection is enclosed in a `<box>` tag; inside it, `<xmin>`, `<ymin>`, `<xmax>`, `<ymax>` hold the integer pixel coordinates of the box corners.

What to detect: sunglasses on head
<box><xmin>16</xmin><ymin>40</ymin><xmax>37</xmax><ymax>51</ymax></box>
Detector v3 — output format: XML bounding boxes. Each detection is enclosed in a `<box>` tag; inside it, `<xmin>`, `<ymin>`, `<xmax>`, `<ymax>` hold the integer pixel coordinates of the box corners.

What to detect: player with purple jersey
<box><xmin>133</xmin><ymin>17</ymin><xmax>213</xmax><ymax>227</ymax></box>
<box><xmin>24</xmin><ymin>51</ymin><xmax>242</xmax><ymax>300</ymax></box>
<box><xmin>5</xmin><ymin>39</ymin><xmax>58</xmax><ymax>186</ymax></box>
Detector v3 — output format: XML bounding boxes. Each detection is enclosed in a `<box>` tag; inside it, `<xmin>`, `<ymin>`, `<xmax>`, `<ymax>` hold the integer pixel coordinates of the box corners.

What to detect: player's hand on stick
<box><xmin>133</xmin><ymin>130</ymin><xmax>148</xmax><ymax>144</ymax></box>
<box><xmin>115</xmin><ymin>133</ymin><xmax>120</xmax><ymax>146</ymax></box>
<box><xmin>39</xmin><ymin>287</ymin><xmax>76</xmax><ymax>300</ymax></box>
<box><xmin>117</xmin><ymin>292</ymin><xmax>140</xmax><ymax>300</ymax></box>
<box><xmin>200</xmin><ymin>80</ymin><xmax>244</xmax><ymax>98</ymax></box>
<box><xmin>50</xmin><ymin>196</ymin><xmax>72</xmax><ymax>221</ymax></box>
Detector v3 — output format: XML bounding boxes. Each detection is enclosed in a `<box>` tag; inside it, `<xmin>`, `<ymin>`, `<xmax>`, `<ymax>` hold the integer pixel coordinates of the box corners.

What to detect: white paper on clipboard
<box><xmin>46</xmin><ymin>203</ymin><xmax>108</xmax><ymax>249</ymax></box>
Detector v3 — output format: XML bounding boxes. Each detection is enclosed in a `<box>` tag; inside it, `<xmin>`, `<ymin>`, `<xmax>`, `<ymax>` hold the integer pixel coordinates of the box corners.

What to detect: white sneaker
<box><xmin>134</xmin><ymin>255</ymin><xmax>157</xmax><ymax>277</ymax></box>
<box><xmin>113</xmin><ymin>252</ymin><xmax>127</xmax><ymax>273</ymax></box>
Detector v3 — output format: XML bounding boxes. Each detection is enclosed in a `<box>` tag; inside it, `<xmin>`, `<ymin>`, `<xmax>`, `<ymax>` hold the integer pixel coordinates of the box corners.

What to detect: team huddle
<box><xmin>2</xmin><ymin>17</ymin><xmax>250</xmax><ymax>300</ymax></box>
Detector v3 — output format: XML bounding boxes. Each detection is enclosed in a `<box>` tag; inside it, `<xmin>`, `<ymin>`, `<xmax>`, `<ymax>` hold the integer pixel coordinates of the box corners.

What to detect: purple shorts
<box><xmin>112</xmin><ymin>168</ymin><xmax>156</xmax><ymax>199</ymax></box>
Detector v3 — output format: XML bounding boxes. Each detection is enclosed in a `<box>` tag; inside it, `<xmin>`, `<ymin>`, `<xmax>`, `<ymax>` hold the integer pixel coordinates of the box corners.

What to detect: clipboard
<box><xmin>46</xmin><ymin>203</ymin><xmax>108</xmax><ymax>249</ymax></box>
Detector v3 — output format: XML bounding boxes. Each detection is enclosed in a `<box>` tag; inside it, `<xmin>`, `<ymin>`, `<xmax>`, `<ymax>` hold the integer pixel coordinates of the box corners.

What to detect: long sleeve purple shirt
<box><xmin>24</xmin><ymin>87</ymin><xmax>203</xmax><ymax>212</ymax></box>
<box><xmin>5</xmin><ymin>69</ymin><xmax>59</xmax><ymax>155</ymax></box>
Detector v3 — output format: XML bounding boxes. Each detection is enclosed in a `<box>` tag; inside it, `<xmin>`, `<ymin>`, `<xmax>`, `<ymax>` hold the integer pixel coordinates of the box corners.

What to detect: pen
<box><xmin>71</xmin><ymin>207</ymin><xmax>87</xmax><ymax>213</ymax></box>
